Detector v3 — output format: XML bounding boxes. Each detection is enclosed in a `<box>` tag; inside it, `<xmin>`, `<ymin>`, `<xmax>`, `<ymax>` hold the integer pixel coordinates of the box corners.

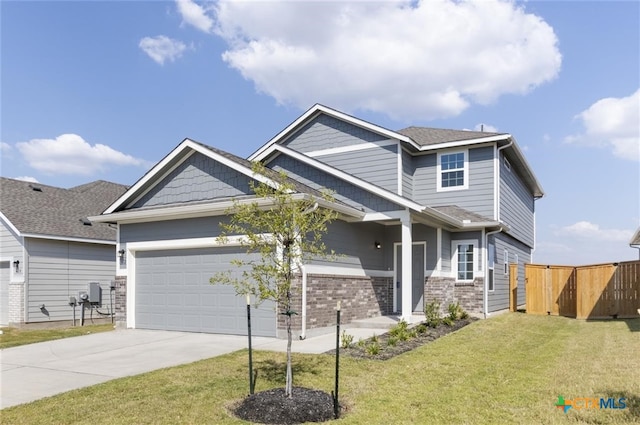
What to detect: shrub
<box><xmin>442</xmin><ymin>317</ymin><xmax>455</xmax><ymax>327</ymax></box>
<box><xmin>415</xmin><ymin>323</ymin><xmax>428</xmax><ymax>334</ymax></box>
<box><xmin>341</xmin><ymin>331</ymin><xmax>354</xmax><ymax>349</ymax></box>
<box><xmin>365</xmin><ymin>340</ymin><xmax>381</xmax><ymax>355</ymax></box>
<box><xmin>448</xmin><ymin>302</ymin><xmax>463</xmax><ymax>321</ymax></box>
<box><xmin>387</xmin><ymin>335</ymin><xmax>398</xmax><ymax>347</ymax></box>
<box><xmin>389</xmin><ymin>320</ymin><xmax>413</xmax><ymax>341</ymax></box>
<box><xmin>356</xmin><ymin>338</ymin><xmax>366</xmax><ymax>348</ymax></box>
<box><xmin>425</xmin><ymin>301</ymin><xmax>442</xmax><ymax>328</ymax></box>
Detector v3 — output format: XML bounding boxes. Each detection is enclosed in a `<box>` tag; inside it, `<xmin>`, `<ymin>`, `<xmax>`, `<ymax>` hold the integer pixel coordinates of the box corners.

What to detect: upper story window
<box><xmin>437</xmin><ymin>150</ymin><xmax>468</xmax><ymax>191</ymax></box>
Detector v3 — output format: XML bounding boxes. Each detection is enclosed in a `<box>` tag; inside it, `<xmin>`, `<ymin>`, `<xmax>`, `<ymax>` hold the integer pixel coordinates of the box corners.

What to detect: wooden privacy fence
<box><xmin>525</xmin><ymin>261</ymin><xmax>640</xmax><ymax>319</ymax></box>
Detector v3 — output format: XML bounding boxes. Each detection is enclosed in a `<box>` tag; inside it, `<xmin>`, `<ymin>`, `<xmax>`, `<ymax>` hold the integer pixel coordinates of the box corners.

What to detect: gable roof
<box><xmin>94</xmin><ymin>138</ymin><xmax>365</xmax><ymax>222</ymax></box>
<box><xmin>249</xmin><ymin>104</ymin><xmax>543</xmax><ymax>198</ymax></box>
<box><xmin>0</xmin><ymin>177</ymin><xmax>127</xmax><ymax>243</ymax></box>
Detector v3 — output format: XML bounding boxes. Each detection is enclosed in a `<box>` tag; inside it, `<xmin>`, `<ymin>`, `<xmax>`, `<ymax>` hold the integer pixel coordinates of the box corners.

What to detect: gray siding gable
<box><xmin>132</xmin><ymin>152</ymin><xmax>253</xmax><ymax>208</ymax></box>
<box><xmin>269</xmin><ymin>154</ymin><xmax>402</xmax><ymax>213</ymax></box>
<box><xmin>283</xmin><ymin>113</ymin><xmax>388</xmax><ymax>153</ymax></box>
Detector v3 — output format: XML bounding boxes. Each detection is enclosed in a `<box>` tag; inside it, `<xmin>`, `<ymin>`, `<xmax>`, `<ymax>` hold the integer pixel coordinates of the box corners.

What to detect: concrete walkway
<box><xmin>0</xmin><ymin>326</ymin><xmax>388</xmax><ymax>409</ymax></box>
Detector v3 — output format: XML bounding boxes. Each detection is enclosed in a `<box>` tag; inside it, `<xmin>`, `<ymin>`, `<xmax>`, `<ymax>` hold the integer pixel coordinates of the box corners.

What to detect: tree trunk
<box><xmin>285</xmin><ymin>310</ymin><xmax>293</xmax><ymax>398</ymax></box>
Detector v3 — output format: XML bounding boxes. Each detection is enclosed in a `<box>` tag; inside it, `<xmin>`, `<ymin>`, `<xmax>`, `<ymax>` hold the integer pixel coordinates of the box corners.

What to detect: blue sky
<box><xmin>1</xmin><ymin>0</ymin><xmax>638</xmax><ymax>265</ymax></box>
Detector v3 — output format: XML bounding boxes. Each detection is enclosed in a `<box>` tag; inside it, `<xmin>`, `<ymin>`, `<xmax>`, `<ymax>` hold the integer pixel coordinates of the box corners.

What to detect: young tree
<box><xmin>210</xmin><ymin>162</ymin><xmax>338</xmax><ymax>397</ymax></box>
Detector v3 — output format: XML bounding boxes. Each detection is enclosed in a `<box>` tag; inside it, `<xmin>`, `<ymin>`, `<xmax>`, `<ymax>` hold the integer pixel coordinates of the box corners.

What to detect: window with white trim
<box><xmin>437</xmin><ymin>150</ymin><xmax>468</xmax><ymax>191</ymax></box>
<box><xmin>453</xmin><ymin>240</ymin><xmax>476</xmax><ymax>282</ymax></box>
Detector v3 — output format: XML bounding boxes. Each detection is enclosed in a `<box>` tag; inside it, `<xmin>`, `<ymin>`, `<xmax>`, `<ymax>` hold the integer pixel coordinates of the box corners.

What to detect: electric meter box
<box><xmin>88</xmin><ymin>282</ymin><xmax>102</xmax><ymax>305</ymax></box>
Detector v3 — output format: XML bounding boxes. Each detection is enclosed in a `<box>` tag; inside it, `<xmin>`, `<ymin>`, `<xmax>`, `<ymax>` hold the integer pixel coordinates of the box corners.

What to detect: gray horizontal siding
<box><xmin>500</xmin><ymin>156</ymin><xmax>535</xmax><ymax>247</ymax></box>
<box><xmin>120</xmin><ymin>216</ymin><xmax>230</xmax><ymax>245</ymax></box>
<box><xmin>384</xmin><ymin>223</ymin><xmax>438</xmax><ymax>271</ymax></box>
<box><xmin>413</xmin><ymin>146</ymin><xmax>495</xmax><ymax>219</ymax></box>
<box><xmin>310</xmin><ymin>221</ymin><xmax>387</xmax><ymax>270</ymax></box>
<box><xmin>132</xmin><ymin>152</ymin><xmax>252</xmax><ymax>208</ymax></box>
<box><xmin>283</xmin><ymin>113</ymin><xmax>388</xmax><ymax>153</ymax></box>
<box><xmin>1</xmin><ymin>221</ymin><xmax>23</xmax><ymax>259</ymax></box>
<box><xmin>25</xmin><ymin>238</ymin><xmax>116</xmax><ymax>323</ymax></box>
<box><xmin>316</xmin><ymin>144</ymin><xmax>398</xmax><ymax>193</ymax></box>
<box><xmin>488</xmin><ymin>233</ymin><xmax>531</xmax><ymax>312</ymax></box>
<box><xmin>269</xmin><ymin>154</ymin><xmax>401</xmax><ymax>213</ymax></box>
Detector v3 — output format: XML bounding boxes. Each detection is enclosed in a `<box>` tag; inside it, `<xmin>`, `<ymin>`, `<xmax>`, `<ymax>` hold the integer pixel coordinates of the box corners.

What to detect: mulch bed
<box><xmin>327</xmin><ymin>317</ymin><xmax>477</xmax><ymax>361</ymax></box>
<box><xmin>231</xmin><ymin>317</ymin><xmax>476</xmax><ymax>424</ymax></box>
<box><xmin>233</xmin><ymin>386</ymin><xmax>335</xmax><ymax>424</ymax></box>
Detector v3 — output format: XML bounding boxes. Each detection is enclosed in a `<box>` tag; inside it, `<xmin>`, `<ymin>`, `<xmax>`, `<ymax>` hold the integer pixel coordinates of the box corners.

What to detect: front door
<box><xmin>395</xmin><ymin>243</ymin><xmax>425</xmax><ymax>313</ymax></box>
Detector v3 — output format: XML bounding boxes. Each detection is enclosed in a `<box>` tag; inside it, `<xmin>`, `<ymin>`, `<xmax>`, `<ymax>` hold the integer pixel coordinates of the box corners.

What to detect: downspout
<box><xmin>299</xmin><ymin>264</ymin><xmax>308</xmax><ymax>340</ymax></box>
<box><xmin>298</xmin><ymin>202</ymin><xmax>318</xmax><ymax>340</ymax></box>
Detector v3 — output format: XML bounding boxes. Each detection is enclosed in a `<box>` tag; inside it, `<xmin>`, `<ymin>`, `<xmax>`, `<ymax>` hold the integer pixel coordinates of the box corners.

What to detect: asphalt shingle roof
<box><xmin>431</xmin><ymin>205</ymin><xmax>494</xmax><ymax>223</ymax></box>
<box><xmin>0</xmin><ymin>177</ymin><xmax>128</xmax><ymax>241</ymax></box>
<box><xmin>630</xmin><ymin>227</ymin><xmax>640</xmax><ymax>246</ymax></box>
<box><xmin>397</xmin><ymin>126</ymin><xmax>506</xmax><ymax>146</ymax></box>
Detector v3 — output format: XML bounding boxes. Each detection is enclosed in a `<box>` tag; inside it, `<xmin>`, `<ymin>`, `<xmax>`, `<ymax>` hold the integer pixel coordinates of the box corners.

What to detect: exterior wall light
<box><xmin>13</xmin><ymin>260</ymin><xmax>20</xmax><ymax>273</ymax></box>
<box><xmin>374</xmin><ymin>241</ymin><xmax>382</xmax><ymax>249</ymax></box>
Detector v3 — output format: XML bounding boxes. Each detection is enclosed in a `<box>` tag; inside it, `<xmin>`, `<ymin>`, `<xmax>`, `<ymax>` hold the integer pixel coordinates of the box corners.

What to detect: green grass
<box><xmin>2</xmin><ymin>314</ymin><xmax>638</xmax><ymax>424</ymax></box>
<box><xmin>0</xmin><ymin>323</ymin><xmax>114</xmax><ymax>349</ymax></box>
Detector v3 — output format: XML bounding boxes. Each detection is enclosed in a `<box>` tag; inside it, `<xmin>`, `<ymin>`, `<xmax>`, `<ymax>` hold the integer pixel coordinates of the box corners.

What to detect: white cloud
<box><xmin>139</xmin><ymin>35</ymin><xmax>189</xmax><ymax>65</ymax></box>
<box><xmin>14</xmin><ymin>176</ymin><xmax>39</xmax><ymax>183</ymax></box>
<box><xmin>557</xmin><ymin>221</ymin><xmax>633</xmax><ymax>243</ymax></box>
<box><xmin>566</xmin><ymin>89</ymin><xmax>640</xmax><ymax>161</ymax></box>
<box><xmin>176</xmin><ymin>0</ymin><xmax>213</xmax><ymax>33</ymax></box>
<box><xmin>1</xmin><ymin>142</ymin><xmax>12</xmax><ymax>153</ymax></box>
<box><xmin>201</xmin><ymin>0</ymin><xmax>561</xmax><ymax>120</ymax></box>
<box><xmin>16</xmin><ymin>134</ymin><xmax>147</xmax><ymax>176</ymax></box>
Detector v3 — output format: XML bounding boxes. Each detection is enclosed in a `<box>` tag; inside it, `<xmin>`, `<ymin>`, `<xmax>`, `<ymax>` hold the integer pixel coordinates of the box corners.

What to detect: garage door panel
<box><xmin>135</xmin><ymin>248</ymin><xmax>276</xmax><ymax>336</ymax></box>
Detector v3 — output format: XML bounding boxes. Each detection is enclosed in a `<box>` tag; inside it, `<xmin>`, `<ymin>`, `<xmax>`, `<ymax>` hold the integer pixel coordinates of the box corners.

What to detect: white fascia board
<box><xmin>249</xmin><ymin>104</ymin><xmax>417</xmax><ymax>162</ymax></box>
<box><xmin>22</xmin><ymin>233</ymin><xmax>116</xmax><ymax>245</ymax></box>
<box><xmin>417</xmin><ymin>134</ymin><xmax>511</xmax><ymax>152</ymax></box>
<box><xmin>268</xmin><ymin>144</ymin><xmax>427</xmax><ymax>213</ymax></box>
<box><xmin>90</xmin><ymin>193</ymin><xmax>365</xmax><ymax>225</ymax></box>
<box><xmin>0</xmin><ymin>212</ymin><xmax>21</xmax><ymax>237</ymax></box>
<box><xmin>125</xmin><ymin>235</ymin><xmax>269</xmax><ymax>252</ymax></box>
<box><xmin>305</xmin><ymin>139</ymin><xmax>398</xmax><ymax>158</ymax></box>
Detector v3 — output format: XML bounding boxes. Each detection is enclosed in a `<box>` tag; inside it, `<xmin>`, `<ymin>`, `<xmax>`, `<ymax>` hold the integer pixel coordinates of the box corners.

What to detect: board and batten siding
<box><xmin>314</xmin><ymin>144</ymin><xmax>398</xmax><ymax>193</ymax></box>
<box><xmin>269</xmin><ymin>155</ymin><xmax>401</xmax><ymax>213</ymax></box>
<box><xmin>282</xmin><ymin>113</ymin><xmax>388</xmax><ymax>153</ymax></box>
<box><xmin>412</xmin><ymin>146</ymin><xmax>495</xmax><ymax>220</ymax></box>
<box><xmin>499</xmin><ymin>155</ymin><xmax>535</xmax><ymax>247</ymax></box>
<box><xmin>25</xmin><ymin>238</ymin><xmax>116</xmax><ymax>323</ymax></box>
<box><xmin>132</xmin><ymin>152</ymin><xmax>252</xmax><ymax>208</ymax></box>
<box><xmin>487</xmin><ymin>233</ymin><xmax>531</xmax><ymax>312</ymax></box>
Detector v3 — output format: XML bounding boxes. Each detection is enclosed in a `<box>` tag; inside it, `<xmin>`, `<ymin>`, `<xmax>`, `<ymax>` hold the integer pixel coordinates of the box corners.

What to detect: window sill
<box><xmin>455</xmin><ymin>281</ymin><xmax>475</xmax><ymax>287</ymax></box>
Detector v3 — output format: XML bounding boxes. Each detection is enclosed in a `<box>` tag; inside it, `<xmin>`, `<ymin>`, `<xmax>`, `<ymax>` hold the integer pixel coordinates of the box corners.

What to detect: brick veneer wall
<box><xmin>424</xmin><ymin>277</ymin><xmax>484</xmax><ymax>315</ymax></box>
<box><xmin>278</xmin><ymin>274</ymin><xmax>394</xmax><ymax>332</ymax></box>
<box><xmin>114</xmin><ymin>275</ymin><xmax>127</xmax><ymax>327</ymax></box>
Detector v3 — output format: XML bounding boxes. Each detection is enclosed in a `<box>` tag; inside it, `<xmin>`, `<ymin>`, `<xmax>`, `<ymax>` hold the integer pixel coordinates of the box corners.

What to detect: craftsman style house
<box><xmin>92</xmin><ymin>104</ymin><xmax>543</xmax><ymax>338</ymax></box>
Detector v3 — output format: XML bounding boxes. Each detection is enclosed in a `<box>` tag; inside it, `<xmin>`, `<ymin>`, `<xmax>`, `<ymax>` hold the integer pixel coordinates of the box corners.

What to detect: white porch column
<box><xmin>401</xmin><ymin>211</ymin><xmax>413</xmax><ymax>322</ymax></box>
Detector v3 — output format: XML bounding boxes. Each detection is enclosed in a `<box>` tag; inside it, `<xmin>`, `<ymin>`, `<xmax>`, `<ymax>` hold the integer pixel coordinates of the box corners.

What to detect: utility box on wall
<box><xmin>88</xmin><ymin>282</ymin><xmax>102</xmax><ymax>305</ymax></box>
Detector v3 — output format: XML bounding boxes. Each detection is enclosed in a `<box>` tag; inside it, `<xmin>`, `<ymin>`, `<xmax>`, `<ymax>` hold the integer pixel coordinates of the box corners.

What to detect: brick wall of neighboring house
<box><xmin>278</xmin><ymin>274</ymin><xmax>394</xmax><ymax>332</ymax></box>
<box><xmin>8</xmin><ymin>282</ymin><xmax>24</xmax><ymax>324</ymax></box>
<box><xmin>424</xmin><ymin>277</ymin><xmax>484</xmax><ymax>315</ymax></box>
<box><xmin>114</xmin><ymin>275</ymin><xmax>127</xmax><ymax>327</ymax></box>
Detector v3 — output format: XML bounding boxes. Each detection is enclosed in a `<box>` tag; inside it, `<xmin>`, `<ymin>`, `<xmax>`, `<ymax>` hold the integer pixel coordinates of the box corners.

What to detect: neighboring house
<box><xmin>630</xmin><ymin>227</ymin><xmax>640</xmax><ymax>259</ymax></box>
<box><xmin>91</xmin><ymin>104</ymin><xmax>544</xmax><ymax>338</ymax></box>
<box><xmin>0</xmin><ymin>178</ymin><xmax>127</xmax><ymax>326</ymax></box>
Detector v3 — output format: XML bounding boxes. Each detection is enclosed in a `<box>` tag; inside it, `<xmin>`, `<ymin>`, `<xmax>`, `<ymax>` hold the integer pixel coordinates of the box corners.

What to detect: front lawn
<box><xmin>2</xmin><ymin>314</ymin><xmax>638</xmax><ymax>424</ymax></box>
<box><xmin>0</xmin><ymin>323</ymin><xmax>114</xmax><ymax>349</ymax></box>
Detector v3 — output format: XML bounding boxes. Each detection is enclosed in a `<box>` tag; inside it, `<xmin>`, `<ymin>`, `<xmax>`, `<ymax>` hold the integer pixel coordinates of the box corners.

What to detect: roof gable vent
<box><xmin>80</xmin><ymin>218</ymin><xmax>92</xmax><ymax>226</ymax></box>
<box><xmin>29</xmin><ymin>184</ymin><xmax>43</xmax><ymax>192</ymax></box>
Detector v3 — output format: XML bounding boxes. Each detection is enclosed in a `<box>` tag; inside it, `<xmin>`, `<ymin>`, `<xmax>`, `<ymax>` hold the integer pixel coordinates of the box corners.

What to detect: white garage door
<box><xmin>135</xmin><ymin>247</ymin><xmax>276</xmax><ymax>337</ymax></box>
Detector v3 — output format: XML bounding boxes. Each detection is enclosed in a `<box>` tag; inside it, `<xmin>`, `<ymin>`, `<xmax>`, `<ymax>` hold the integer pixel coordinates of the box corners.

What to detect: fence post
<box><xmin>509</xmin><ymin>264</ymin><xmax>518</xmax><ymax>312</ymax></box>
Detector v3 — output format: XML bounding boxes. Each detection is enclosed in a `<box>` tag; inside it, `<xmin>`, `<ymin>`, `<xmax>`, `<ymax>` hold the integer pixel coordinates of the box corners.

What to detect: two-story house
<box><xmin>91</xmin><ymin>104</ymin><xmax>543</xmax><ymax>338</ymax></box>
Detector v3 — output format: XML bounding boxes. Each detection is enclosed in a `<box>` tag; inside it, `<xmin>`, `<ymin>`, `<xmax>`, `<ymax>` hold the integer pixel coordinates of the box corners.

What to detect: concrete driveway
<box><xmin>1</xmin><ymin>326</ymin><xmax>387</xmax><ymax>409</ymax></box>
